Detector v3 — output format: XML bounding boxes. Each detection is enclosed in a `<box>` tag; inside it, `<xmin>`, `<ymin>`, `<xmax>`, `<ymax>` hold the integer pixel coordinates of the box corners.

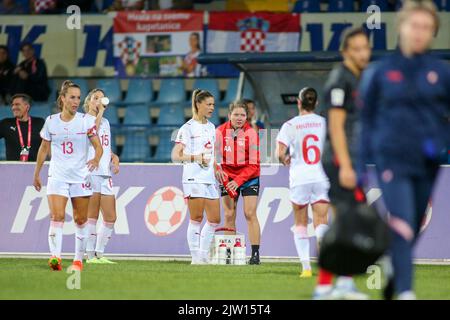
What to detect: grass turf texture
<box><xmin>0</xmin><ymin>258</ymin><xmax>449</xmax><ymax>300</ymax></box>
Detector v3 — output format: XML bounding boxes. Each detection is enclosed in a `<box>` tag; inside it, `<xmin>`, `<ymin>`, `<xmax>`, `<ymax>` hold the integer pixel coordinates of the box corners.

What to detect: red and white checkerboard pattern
<box><xmin>118</xmin><ymin>40</ymin><xmax>141</xmax><ymax>66</ymax></box>
<box><xmin>240</xmin><ymin>30</ymin><xmax>266</xmax><ymax>52</ymax></box>
<box><xmin>34</xmin><ymin>0</ymin><xmax>56</xmax><ymax>13</ymax></box>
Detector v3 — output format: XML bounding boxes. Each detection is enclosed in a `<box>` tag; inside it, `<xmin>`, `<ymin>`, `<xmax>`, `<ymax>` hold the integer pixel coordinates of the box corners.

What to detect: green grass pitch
<box><xmin>0</xmin><ymin>258</ymin><xmax>449</xmax><ymax>300</ymax></box>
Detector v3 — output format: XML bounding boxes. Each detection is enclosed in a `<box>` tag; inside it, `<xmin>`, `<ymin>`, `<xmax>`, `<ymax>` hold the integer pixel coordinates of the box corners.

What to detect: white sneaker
<box><xmin>331</xmin><ymin>278</ymin><xmax>369</xmax><ymax>300</ymax></box>
<box><xmin>397</xmin><ymin>291</ymin><xmax>416</xmax><ymax>300</ymax></box>
<box><xmin>312</xmin><ymin>285</ymin><xmax>334</xmax><ymax>300</ymax></box>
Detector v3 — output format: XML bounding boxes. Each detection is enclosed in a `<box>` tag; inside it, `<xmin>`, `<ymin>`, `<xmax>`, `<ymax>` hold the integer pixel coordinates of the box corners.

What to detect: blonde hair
<box><xmin>191</xmin><ymin>89</ymin><xmax>214</xmax><ymax>119</ymax></box>
<box><xmin>83</xmin><ymin>88</ymin><xmax>105</xmax><ymax>113</ymax></box>
<box><xmin>57</xmin><ymin>80</ymin><xmax>80</xmax><ymax>111</ymax></box>
<box><xmin>397</xmin><ymin>0</ymin><xmax>439</xmax><ymax>33</ymax></box>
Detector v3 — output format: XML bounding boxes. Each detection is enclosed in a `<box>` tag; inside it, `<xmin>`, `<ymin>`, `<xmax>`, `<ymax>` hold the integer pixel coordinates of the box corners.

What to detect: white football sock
<box><xmin>315</xmin><ymin>224</ymin><xmax>329</xmax><ymax>248</ymax></box>
<box><xmin>48</xmin><ymin>220</ymin><xmax>64</xmax><ymax>258</ymax></box>
<box><xmin>95</xmin><ymin>221</ymin><xmax>114</xmax><ymax>258</ymax></box>
<box><xmin>293</xmin><ymin>225</ymin><xmax>311</xmax><ymax>271</ymax></box>
<box><xmin>74</xmin><ymin>222</ymin><xmax>89</xmax><ymax>262</ymax></box>
<box><xmin>336</xmin><ymin>276</ymin><xmax>355</xmax><ymax>289</ymax></box>
<box><xmin>86</xmin><ymin>218</ymin><xmax>97</xmax><ymax>260</ymax></box>
<box><xmin>199</xmin><ymin>221</ymin><xmax>218</xmax><ymax>259</ymax></box>
<box><xmin>187</xmin><ymin>220</ymin><xmax>201</xmax><ymax>259</ymax></box>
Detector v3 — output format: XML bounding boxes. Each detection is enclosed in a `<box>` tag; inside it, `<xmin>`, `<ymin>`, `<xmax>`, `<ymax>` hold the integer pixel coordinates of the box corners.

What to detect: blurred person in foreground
<box><xmin>314</xmin><ymin>27</ymin><xmax>372</xmax><ymax>300</ymax></box>
<box><xmin>358</xmin><ymin>0</ymin><xmax>450</xmax><ymax>300</ymax></box>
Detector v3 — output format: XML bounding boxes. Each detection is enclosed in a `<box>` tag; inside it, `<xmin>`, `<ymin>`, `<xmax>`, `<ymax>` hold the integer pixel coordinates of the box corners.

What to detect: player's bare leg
<box><xmin>187</xmin><ymin>197</ymin><xmax>205</xmax><ymax>264</ymax></box>
<box><xmin>71</xmin><ymin>196</ymin><xmax>90</xmax><ymax>271</ymax></box>
<box><xmin>200</xmin><ymin>198</ymin><xmax>220</xmax><ymax>263</ymax></box>
<box><xmin>222</xmin><ymin>195</ymin><xmax>237</xmax><ymax>235</ymax></box>
<box><xmin>86</xmin><ymin>192</ymin><xmax>101</xmax><ymax>261</ymax></box>
<box><xmin>243</xmin><ymin>195</ymin><xmax>261</xmax><ymax>264</ymax></box>
<box><xmin>47</xmin><ymin>195</ymin><xmax>67</xmax><ymax>271</ymax></box>
<box><xmin>311</xmin><ymin>202</ymin><xmax>330</xmax><ymax>251</ymax></box>
<box><xmin>292</xmin><ymin>203</ymin><xmax>311</xmax><ymax>277</ymax></box>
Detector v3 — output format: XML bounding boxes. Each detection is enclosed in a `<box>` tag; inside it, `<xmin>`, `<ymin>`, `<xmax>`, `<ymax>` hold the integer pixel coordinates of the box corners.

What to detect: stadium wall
<box><xmin>1</xmin><ymin>12</ymin><xmax>449</xmax><ymax>77</ymax></box>
<box><xmin>1</xmin><ymin>163</ymin><xmax>449</xmax><ymax>260</ymax></box>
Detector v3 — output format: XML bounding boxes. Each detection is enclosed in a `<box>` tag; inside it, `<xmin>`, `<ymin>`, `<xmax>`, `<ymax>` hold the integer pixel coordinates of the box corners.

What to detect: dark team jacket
<box><xmin>0</xmin><ymin>116</ymin><xmax>45</xmax><ymax>161</ymax></box>
<box><xmin>322</xmin><ymin>63</ymin><xmax>361</xmax><ymax>165</ymax></box>
<box><xmin>358</xmin><ymin>50</ymin><xmax>450</xmax><ymax>176</ymax></box>
<box><xmin>216</xmin><ymin>121</ymin><xmax>260</xmax><ymax>186</ymax></box>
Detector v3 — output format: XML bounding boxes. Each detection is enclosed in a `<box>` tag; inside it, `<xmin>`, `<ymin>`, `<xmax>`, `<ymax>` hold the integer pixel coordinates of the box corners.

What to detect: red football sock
<box><xmin>318</xmin><ymin>268</ymin><xmax>333</xmax><ymax>285</ymax></box>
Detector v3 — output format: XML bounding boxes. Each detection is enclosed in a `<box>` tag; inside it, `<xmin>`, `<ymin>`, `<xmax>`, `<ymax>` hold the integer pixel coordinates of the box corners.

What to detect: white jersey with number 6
<box><xmin>40</xmin><ymin>112</ymin><xmax>97</xmax><ymax>183</ymax></box>
<box><xmin>277</xmin><ymin>113</ymin><xmax>328</xmax><ymax>188</ymax></box>
<box><xmin>88</xmin><ymin>118</ymin><xmax>112</xmax><ymax>177</ymax></box>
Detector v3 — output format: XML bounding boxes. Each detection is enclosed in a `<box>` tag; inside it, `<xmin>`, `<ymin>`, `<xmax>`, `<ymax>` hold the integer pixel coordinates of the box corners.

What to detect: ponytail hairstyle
<box><xmin>83</xmin><ymin>88</ymin><xmax>105</xmax><ymax>113</ymax></box>
<box><xmin>57</xmin><ymin>80</ymin><xmax>80</xmax><ymax>111</ymax></box>
<box><xmin>298</xmin><ymin>87</ymin><xmax>318</xmax><ymax>112</ymax></box>
<box><xmin>228</xmin><ymin>99</ymin><xmax>249</xmax><ymax>118</ymax></box>
<box><xmin>191</xmin><ymin>89</ymin><xmax>214</xmax><ymax>119</ymax></box>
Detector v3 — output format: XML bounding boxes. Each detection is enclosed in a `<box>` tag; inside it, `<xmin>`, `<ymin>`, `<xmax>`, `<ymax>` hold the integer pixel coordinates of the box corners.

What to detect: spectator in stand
<box><xmin>0</xmin><ymin>45</ymin><xmax>15</xmax><ymax>104</ymax></box>
<box><xmin>106</xmin><ymin>0</ymin><xmax>144</xmax><ymax>11</ymax></box>
<box><xmin>31</xmin><ymin>0</ymin><xmax>58</xmax><ymax>14</ymax></box>
<box><xmin>0</xmin><ymin>0</ymin><xmax>27</xmax><ymax>14</ymax></box>
<box><xmin>10</xmin><ymin>43</ymin><xmax>50</xmax><ymax>102</ymax></box>
<box><xmin>57</xmin><ymin>0</ymin><xmax>93</xmax><ymax>12</ymax></box>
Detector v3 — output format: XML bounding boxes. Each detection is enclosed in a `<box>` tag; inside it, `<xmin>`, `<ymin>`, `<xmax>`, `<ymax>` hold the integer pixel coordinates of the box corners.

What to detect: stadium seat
<box><xmin>157</xmin><ymin>104</ymin><xmax>186</xmax><ymax>126</ymax></box>
<box><xmin>122</xmin><ymin>79</ymin><xmax>153</xmax><ymax>106</ymax></box>
<box><xmin>151</xmin><ymin>129</ymin><xmax>176</xmax><ymax>162</ymax></box>
<box><xmin>361</xmin><ymin>0</ymin><xmax>389</xmax><ymax>11</ymax></box>
<box><xmin>209</xmin><ymin>109</ymin><xmax>221</xmax><ymax>126</ymax></box>
<box><xmin>69</xmin><ymin>78</ymin><xmax>89</xmax><ymax>101</ymax></box>
<box><xmin>96</xmin><ymin>78</ymin><xmax>122</xmax><ymax>105</ymax></box>
<box><xmin>121</xmin><ymin>130</ymin><xmax>151</xmax><ymax>162</ymax></box>
<box><xmin>103</xmin><ymin>105</ymin><xmax>120</xmax><ymax>126</ymax></box>
<box><xmin>30</xmin><ymin>103</ymin><xmax>51</xmax><ymax>119</ymax></box>
<box><xmin>153</xmin><ymin>79</ymin><xmax>185</xmax><ymax>105</ymax></box>
<box><xmin>0</xmin><ymin>139</ymin><xmax>5</xmax><ymax>160</ymax></box>
<box><xmin>242</xmin><ymin>81</ymin><xmax>255</xmax><ymax>100</ymax></box>
<box><xmin>434</xmin><ymin>0</ymin><xmax>450</xmax><ymax>11</ymax></box>
<box><xmin>48</xmin><ymin>79</ymin><xmax>57</xmax><ymax>103</ymax></box>
<box><xmin>123</xmin><ymin>104</ymin><xmax>151</xmax><ymax>125</ymax></box>
<box><xmin>292</xmin><ymin>0</ymin><xmax>321</xmax><ymax>13</ymax></box>
<box><xmin>222</xmin><ymin>78</ymin><xmax>239</xmax><ymax>105</ymax></box>
<box><xmin>328</xmin><ymin>0</ymin><xmax>354</xmax><ymax>12</ymax></box>
<box><xmin>191</xmin><ymin>78</ymin><xmax>220</xmax><ymax>102</ymax></box>
<box><xmin>0</xmin><ymin>107</ymin><xmax>11</xmax><ymax>120</ymax></box>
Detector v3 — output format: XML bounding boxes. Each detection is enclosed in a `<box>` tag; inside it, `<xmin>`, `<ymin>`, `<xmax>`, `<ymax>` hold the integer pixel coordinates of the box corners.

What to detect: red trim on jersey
<box><xmin>311</xmin><ymin>199</ymin><xmax>330</xmax><ymax>205</ymax></box>
<box><xmin>291</xmin><ymin>200</ymin><xmax>308</xmax><ymax>209</ymax></box>
<box><xmin>216</xmin><ymin>121</ymin><xmax>260</xmax><ymax>187</ymax></box>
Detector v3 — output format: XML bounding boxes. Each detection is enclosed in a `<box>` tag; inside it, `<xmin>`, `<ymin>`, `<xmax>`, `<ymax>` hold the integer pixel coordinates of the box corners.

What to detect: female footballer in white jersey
<box><xmin>33</xmin><ymin>80</ymin><xmax>103</xmax><ymax>272</ymax></box>
<box><xmin>83</xmin><ymin>89</ymin><xmax>120</xmax><ymax>264</ymax></box>
<box><xmin>172</xmin><ymin>89</ymin><xmax>221</xmax><ymax>264</ymax></box>
<box><xmin>277</xmin><ymin>87</ymin><xmax>330</xmax><ymax>278</ymax></box>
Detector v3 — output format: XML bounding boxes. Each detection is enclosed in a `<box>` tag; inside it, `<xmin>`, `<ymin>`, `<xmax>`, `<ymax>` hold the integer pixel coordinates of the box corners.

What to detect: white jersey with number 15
<box><xmin>88</xmin><ymin>118</ymin><xmax>112</xmax><ymax>177</ymax></box>
<box><xmin>277</xmin><ymin>113</ymin><xmax>328</xmax><ymax>188</ymax></box>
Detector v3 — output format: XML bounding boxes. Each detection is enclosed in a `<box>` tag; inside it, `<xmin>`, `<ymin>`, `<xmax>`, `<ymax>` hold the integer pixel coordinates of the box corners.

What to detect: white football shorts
<box><xmin>46</xmin><ymin>176</ymin><xmax>93</xmax><ymax>198</ymax></box>
<box><xmin>183</xmin><ymin>183</ymin><xmax>220</xmax><ymax>200</ymax></box>
<box><xmin>91</xmin><ymin>175</ymin><xmax>114</xmax><ymax>196</ymax></box>
<box><xmin>290</xmin><ymin>180</ymin><xmax>330</xmax><ymax>207</ymax></box>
